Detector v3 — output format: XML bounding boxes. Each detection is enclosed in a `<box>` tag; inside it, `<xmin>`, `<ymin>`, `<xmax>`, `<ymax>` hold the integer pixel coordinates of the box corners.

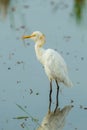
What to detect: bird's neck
<box><xmin>35</xmin><ymin>41</ymin><xmax>45</xmax><ymax>64</ymax></box>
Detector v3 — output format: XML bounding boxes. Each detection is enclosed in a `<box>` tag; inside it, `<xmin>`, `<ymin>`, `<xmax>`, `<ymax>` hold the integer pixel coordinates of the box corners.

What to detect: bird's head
<box><xmin>22</xmin><ymin>31</ymin><xmax>46</xmax><ymax>46</ymax></box>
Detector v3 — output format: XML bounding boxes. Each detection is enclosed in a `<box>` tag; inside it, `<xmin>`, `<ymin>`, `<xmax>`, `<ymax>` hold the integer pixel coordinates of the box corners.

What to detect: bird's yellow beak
<box><xmin>22</xmin><ymin>34</ymin><xmax>35</xmax><ymax>39</ymax></box>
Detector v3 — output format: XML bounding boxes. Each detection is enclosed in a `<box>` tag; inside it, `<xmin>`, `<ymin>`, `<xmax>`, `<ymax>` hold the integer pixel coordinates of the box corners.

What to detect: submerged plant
<box><xmin>15</xmin><ymin>104</ymin><xmax>40</xmax><ymax>129</ymax></box>
<box><xmin>73</xmin><ymin>0</ymin><xmax>86</xmax><ymax>23</ymax></box>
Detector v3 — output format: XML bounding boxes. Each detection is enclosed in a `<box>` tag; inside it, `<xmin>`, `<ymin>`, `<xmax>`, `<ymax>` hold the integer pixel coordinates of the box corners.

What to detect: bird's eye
<box><xmin>40</xmin><ymin>36</ymin><xmax>43</xmax><ymax>40</ymax></box>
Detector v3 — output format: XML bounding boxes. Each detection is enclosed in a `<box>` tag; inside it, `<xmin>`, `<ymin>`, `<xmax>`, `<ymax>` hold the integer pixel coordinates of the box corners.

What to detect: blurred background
<box><xmin>0</xmin><ymin>0</ymin><xmax>87</xmax><ymax>130</ymax></box>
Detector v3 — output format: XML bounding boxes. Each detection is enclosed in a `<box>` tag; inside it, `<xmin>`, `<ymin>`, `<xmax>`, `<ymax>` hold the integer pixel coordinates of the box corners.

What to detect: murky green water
<box><xmin>0</xmin><ymin>0</ymin><xmax>87</xmax><ymax>130</ymax></box>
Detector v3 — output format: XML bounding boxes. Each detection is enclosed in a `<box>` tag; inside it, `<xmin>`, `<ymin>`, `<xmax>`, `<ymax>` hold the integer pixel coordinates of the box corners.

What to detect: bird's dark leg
<box><xmin>49</xmin><ymin>80</ymin><xmax>52</xmax><ymax>113</ymax></box>
<box><xmin>54</xmin><ymin>80</ymin><xmax>59</xmax><ymax>113</ymax></box>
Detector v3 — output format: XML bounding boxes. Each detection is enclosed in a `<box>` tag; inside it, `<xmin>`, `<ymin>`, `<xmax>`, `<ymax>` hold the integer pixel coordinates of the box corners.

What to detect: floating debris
<box><xmin>16</xmin><ymin>61</ymin><xmax>24</xmax><ymax>64</ymax></box>
<box><xmin>50</xmin><ymin>1</ymin><xmax>68</xmax><ymax>12</ymax></box>
<box><xmin>17</xmin><ymin>61</ymin><xmax>21</xmax><ymax>64</ymax></box>
<box><xmin>20</xmin><ymin>25</ymin><xmax>26</xmax><ymax>29</ymax></box>
<box><xmin>2</xmin><ymin>99</ymin><xmax>6</xmax><ymax>102</ymax></box>
<box><xmin>84</xmin><ymin>107</ymin><xmax>87</xmax><ymax>110</ymax></box>
<box><xmin>75</xmin><ymin>68</ymin><xmax>79</xmax><ymax>71</ymax></box>
<box><xmin>54</xmin><ymin>48</ymin><xmax>58</xmax><ymax>51</ymax></box>
<box><xmin>79</xmin><ymin>105</ymin><xmax>87</xmax><ymax>110</ymax></box>
<box><xmin>8</xmin><ymin>52</ymin><xmax>15</xmax><ymax>60</ymax></box>
<box><xmin>36</xmin><ymin>92</ymin><xmax>39</xmax><ymax>95</ymax></box>
<box><xmin>8</xmin><ymin>67</ymin><xmax>11</xmax><ymax>70</ymax></box>
<box><xmin>16</xmin><ymin>28</ymin><xmax>20</xmax><ymax>31</ymax></box>
<box><xmin>70</xmin><ymin>99</ymin><xmax>74</xmax><ymax>103</ymax></box>
<box><xmin>64</xmin><ymin>36</ymin><xmax>71</xmax><ymax>42</ymax></box>
<box><xmin>11</xmin><ymin>7</ymin><xmax>16</xmax><ymax>12</ymax></box>
<box><xmin>24</xmin><ymin>105</ymin><xmax>27</xmax><ymax>109</ymax></box>
<box><xmin>76</xmin><ymin>81</ymin><xmax>80</xmax><ymax>85</ymax></box>
<box><xmin>17</xmin><ymin>80</ymin><xmax>21</xmax><ymax>84</ymax></box>
<box><xmin>30</xmin><ymin>88</ymin><xmax>33</xmax><ymax>95</ymax></box>
<box><xmin>29</xmin><ymin>90</ymin><xmax>40</xmax><ymax>96</ymax></box>
<box><xmin>66</xmin><ymin>52</ymin><xmax>70</xmax><ymax>55</ymax></box>
<box><xmin>50</xmin><ymin>1</ymin><xmax>55</xmax><ymax>6</ymax></box>
<box><xmin>80</xmin><ymin>105</ymin><xmax>83</xmax><ymax>109</ymax></box>
<box><xmin>64</xmin><ymin>36</ymin><xmax>71</xmax><ymax>39</ymax></box>
<box><xmin>81</xmin><ymin>57</ymin><xmax>84</xmax><ymax>61</ymax></box>
<box><xmin>11</xmin><ymin>52</ymin><xmax>15</xmax><ymax>56</ymax></box>
<box><xmin>26</xmin><ymin>42</ymin><xmax>30</xmax><ymax>46</ymax></box>
<box><xmin>23</xmin><ymin>5</ymin><xmax>29</xmax><ymax>9</ymax></box>
<box><xmin>20</xmin><ymin>122</ymin><xmax>25</xmax><ymax>128</ymax></box>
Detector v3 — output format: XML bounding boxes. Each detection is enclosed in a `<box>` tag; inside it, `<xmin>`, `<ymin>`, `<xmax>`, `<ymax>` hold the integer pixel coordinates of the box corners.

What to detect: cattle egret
<box><xmin>37</xmin><ymin>105</ymin><xmax>73</xmax><ymax>130</ymax></box>
<box><xmin>22</xmin><ymin>31</ymin><xmax>73</xmax><ymax>112</ymax></box>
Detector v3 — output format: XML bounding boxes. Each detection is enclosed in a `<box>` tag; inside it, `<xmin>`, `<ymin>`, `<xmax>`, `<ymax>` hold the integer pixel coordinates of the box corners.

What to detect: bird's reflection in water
<box><xmin>37</xmin><ymin>105</ymin><xmax>73</xmax><ymax>130</ymax></box>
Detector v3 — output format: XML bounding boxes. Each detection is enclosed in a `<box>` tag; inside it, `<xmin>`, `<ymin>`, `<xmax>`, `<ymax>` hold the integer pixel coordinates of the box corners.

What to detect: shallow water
<box><xmin>0</xmin><ymin>0</ymin><xmax>87</xmax><ymax>130</ymax></box>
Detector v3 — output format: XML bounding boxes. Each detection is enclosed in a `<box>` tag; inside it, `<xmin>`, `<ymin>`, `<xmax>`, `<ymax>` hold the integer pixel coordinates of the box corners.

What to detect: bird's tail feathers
<box><xmin>64</xmin><ymin>77</ymin><xmax>73</xmax><ymax>87</ymax></box>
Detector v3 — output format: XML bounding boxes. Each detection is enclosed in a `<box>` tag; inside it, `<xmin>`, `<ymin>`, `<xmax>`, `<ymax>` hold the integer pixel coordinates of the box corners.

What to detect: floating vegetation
<box><xmin>0</xmin><ymin>0</ymin><xmax>10</xmax><ymax>17</ymax></box>
<box><xmin>16</xmin><ymin>104</ymin><xmax>39</xmax><ymax>124</ymax></box>
<box><xmin>73</xmin><ymin>0</ymin><xmax>86</xmax><ymax>23</ymax></box>
<box><xmin>15</xmin><ymin>104</ymin><xmax>40</xmax><ymax>130</ymax></box>
<box><xmin>0</xmin><ymin>0</ymin><xmax>28</xmax><ymax>29</ymax></box>
<box><xmin>13</xmin><ymin>116</ymin><xmax>29</xmax><ymax>120</ymax></box>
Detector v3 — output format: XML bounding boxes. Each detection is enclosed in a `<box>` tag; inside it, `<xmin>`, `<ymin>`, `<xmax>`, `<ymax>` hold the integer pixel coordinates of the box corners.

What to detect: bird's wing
<box><xmin>43</xmin><ymin>49</ymin><xmax>68</xmax><ymax>72</ymax></box>
<box><xmin>42</xmin><ymin>49</ymin><xmax>68</xmax><ymax>80</ymax></box>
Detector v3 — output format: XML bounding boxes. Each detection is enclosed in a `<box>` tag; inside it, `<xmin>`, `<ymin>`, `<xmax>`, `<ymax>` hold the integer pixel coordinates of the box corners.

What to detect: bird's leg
<box><xmin>54</xmin><ymin>80</ymin><xmax>59</xmax><ymax>113</ymax></box>
<box><xmin>49</xmin><ymin>80</ymin><xmax>52</xmax><ymax>113</ymax></box>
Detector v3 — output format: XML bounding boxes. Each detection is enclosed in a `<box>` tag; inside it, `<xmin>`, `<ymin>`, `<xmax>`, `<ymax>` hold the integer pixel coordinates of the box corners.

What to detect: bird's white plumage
<box><xmin>37</xmin><ymin>105</ymin><xmax>73</xmax><ymax>130</ymax></box>
<box><xmin>42</xmin><ymin>49</ymin><xmax>68</xmax><ymax>83</ymax></box>
<box><xmin>22</xmin><ymin>31</ymin><xmax>73</xmax><ymax>87</ymax></box>
<box><xmin>35</xmin><ymin>46</ymin><xmax>72</xmax><ymax>87</ymax></box>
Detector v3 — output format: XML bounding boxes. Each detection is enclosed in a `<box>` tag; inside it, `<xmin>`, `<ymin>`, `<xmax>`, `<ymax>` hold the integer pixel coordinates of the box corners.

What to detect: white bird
<box><xmin>37</xmin><ymin>105</ymin><xmax>73</xmax><ymax>130</ymax></box>
<box><xmin>22</xmin><ymin>31</ymin><xmax>73</xmax><ymax>112</ymax></box>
